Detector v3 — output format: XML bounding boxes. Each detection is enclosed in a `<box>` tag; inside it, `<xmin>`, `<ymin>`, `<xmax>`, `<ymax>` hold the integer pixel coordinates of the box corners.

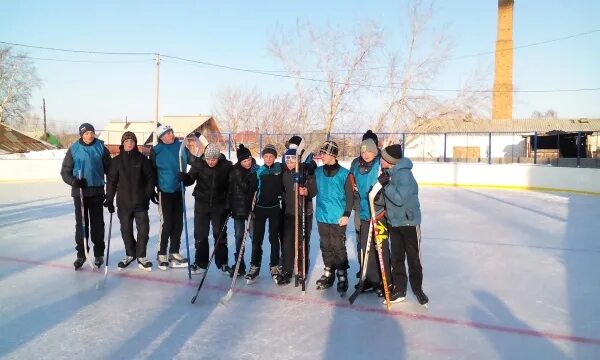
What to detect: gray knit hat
<box><xmin>204</xmin><ymin>143</ymin><xmax>221</xmax><ymax>160</ymax></box>
<box><xmin>381</xmin><ymin>144</ymin><xmax>403</xmax><ymax>165</ymax></box>
<box><xmin>360</xmin><ymin>138</ymin><xmax>377</xmax><ymax>155</ymax></box>
<box><xmin>262</xmin><ymin>144</ymin><xmax>277</xmax><ymax>157</ymax></box>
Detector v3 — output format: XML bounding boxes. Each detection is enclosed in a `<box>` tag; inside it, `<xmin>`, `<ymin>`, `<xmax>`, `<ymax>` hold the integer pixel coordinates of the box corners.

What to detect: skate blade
<box><xmin>421</xmin><ymin>303</ymin><xmax>428</xmax><ymax>309</ymax></box>
<box><xmin>117</xmin><ymin>267</ymin><xmax>125</xmax><ymax>272</ymax></box>
<box><xmin>170</xmin><ymin>262</ymin><xmax>188</xmax><ymax>268</ymax></box>
<box><xmin>138</xmin><ymin>265</ymin><xmax>152</xmax><ymax>272</ymax></box>
<box><xmin>384</xmin><ymin>297</ymin><xmax>406</xmax><ymax>304</ymax></box>
<box><xmin>246</xmin><ymin>278</ymin><xmax>257</xmax><ymax>285</ymax></box>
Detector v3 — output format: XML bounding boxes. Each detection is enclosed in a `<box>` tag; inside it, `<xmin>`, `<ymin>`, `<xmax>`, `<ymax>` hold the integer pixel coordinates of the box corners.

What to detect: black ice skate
<box><xmin>270</xmin><ymin>266</ymin><xmax>283</xmax><ymax>285</ymax></box>
<box><xmin>117</xmin><ymin>256</ymin><xmax>135</xmax><ymax>271</ymax></box>
<box><xmin>384</xmin><ymin>287</ymin><xmax>406</xmax><ymax>304</ymax></box>
<box><xmin>94</xmin><ymin>256</ymin><xmax>104</xmax><ymax>269</ymax></box>
<box><xmin>245</xmin><ymin>265</ymin><xmax>260</xmax><ymax>284</ymax></box>
<box><xmin>169</xmin><ymin>253</ymin><xmax>188</xmax><ymax>268</ymax></box>
<box><xmin>137</xmin><ymin>257</ymin><xmax>153</xmax><ymax>272</ymax></box>
<box><xmin>414</xmin><ymin>289</ymin><xmax>429</xmax><ymax>307</ymax></box>
<box><xmin>73</xmin><ymin>257</ymin><xmax>86</xmax><ymax>270</ymax></box>
<box><xmin>190</xmin><ymin>263</ymin><xmax>207</xmax><ymax>275</ymax></box>
<box><xmin>336</xmin><ymin>269</ymin><xmax>348</xmax><ymax>296</ymax></box>
<box><xmin>228</xmin><ymin>263</ymin><xmax>246</xmax><ymax>278</ymax></box>
<box><xmin>316</xmin><ymin>267</ymin><xmax>335</xmax><ymax>290</ymax></box>
<box><xmin>157</xmin><ymin>254</ymin><xmax>169</xmax><ymax>271</ymax></box>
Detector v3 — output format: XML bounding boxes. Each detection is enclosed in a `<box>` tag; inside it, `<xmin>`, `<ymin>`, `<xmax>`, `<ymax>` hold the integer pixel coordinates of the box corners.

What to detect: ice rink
<box><xmin>1</xmin><ymin>180</ymin><xmax>599</xmax><ymax>359</ymax></box>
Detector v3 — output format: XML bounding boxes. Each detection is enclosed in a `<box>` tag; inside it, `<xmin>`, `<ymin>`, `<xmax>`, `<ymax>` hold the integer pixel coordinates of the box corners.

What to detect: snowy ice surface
<box><xmin>1</xmin><ymin>181</ymin><xmax>599</xmax><ymax>360</ymax></box>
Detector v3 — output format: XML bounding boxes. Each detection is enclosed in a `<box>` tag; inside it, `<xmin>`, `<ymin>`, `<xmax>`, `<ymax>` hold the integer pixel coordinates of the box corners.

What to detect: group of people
<box><xmin>61</xmin><ymin>123</ymin><xmax>428</xmax><ymax>306</ymax></box>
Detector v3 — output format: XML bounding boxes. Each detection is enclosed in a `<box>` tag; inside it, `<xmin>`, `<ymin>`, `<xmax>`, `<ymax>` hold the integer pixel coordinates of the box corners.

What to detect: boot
<box><xmin>336</xmin><ymin>269</ymin><xmax>348</xmax><ymax>295</ymax></box>
<box><xmin>316</xmin><ymin>267</ymin><xmax>335</xmax><ymax>290</ymax></box>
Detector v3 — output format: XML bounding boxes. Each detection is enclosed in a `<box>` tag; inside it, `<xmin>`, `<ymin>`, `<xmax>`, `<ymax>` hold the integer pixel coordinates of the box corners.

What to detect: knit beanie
<box><xmin>121</xmin><ymin>131</ymin><xmax>137</xmax><ymax>145</ymax></box>
<box><xmin>361</xmin><ymin>130</ymin><xmax>379</xmax><ymax>147</ymax></box>
<box><xmin>155</xmin><ymin>124</ymin><xmax>173</xmax><ymax>140</ymax></box>
<box><xmin>283</xmin><ymin>148</ymin><xmax>297</xmax><ymax>159</ymax></box>
<box><xmin>78</xmin><ymin>123</ymin><xmax>95</xmax><ymax>137</ymax></box>
<box><xmin>236</xmin><ymin>144</ymin><xmax>252</xmax><ymax>161</ymax></box>
<box><xmin>204</xmin><ymin>143</ymin><xmax>221</xmax><ymax>160</ymax></box>
<box><xmin>262</xmin><ymin>144</ymin><xmax>277</xmax><ymax>157</ymax></box>
<box><xmin>381</xmin><ymin>144</ymin><xmax>403</xmax><ymax>165</ymax></box>
<box><xmin>360</xmin><ymin>138</ymin><xmax>377</xmax><ymax>155</ymax></box>
<box><xmin>287</xmin><ymin>135</ymin><xmax>303</xmax><ymax>149</ymax></box>
<box><xmin>319</xmin><ymin>140</ymin><xmax>339</xmax><ymax>158</ymax></box>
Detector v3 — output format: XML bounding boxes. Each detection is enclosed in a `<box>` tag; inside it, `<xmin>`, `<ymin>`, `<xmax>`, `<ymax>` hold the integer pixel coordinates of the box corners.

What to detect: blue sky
<box><xmin>2</xmin><ymin>0</ymin><xmax>599</xmax><ymax>131</ymax></box>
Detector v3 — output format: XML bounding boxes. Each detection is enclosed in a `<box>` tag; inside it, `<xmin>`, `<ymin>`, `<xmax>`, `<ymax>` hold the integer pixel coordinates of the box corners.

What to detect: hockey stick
<box><xmin>220</xmin><ymin>194</ymin><xmax>256</xmax><ymax>305</ymax></box>
<box><xmin>368</xmin><ymin>182</ymin><xmax>392</xmax><ymax>310</ymax></box>
<box><xmin>179</xmin><ymin>139</ymin><xmax>193</xmax><ymax>280</ymax></box>
<box><xmin>348</xmin><ymin>218</ymin><xmax>374</xmax><ymax>305</ymax></box>
<box><xmin>78</xmin><ymin>170</ymin><xmax>95</xmax><ymax>271</ymax></box>
<box><xmin>104</xmin><ymin>212</ymin><xmax>113</xmax><ymax>279</ymax></box>
<box><xmin>191</xmin><ymin>214</ymin><xmax>231</xmax><ymax>304</ymax></box>
<box><xmin>293</xmin><ymin>139</ymin><xmax>306</xmax><ymax>287</ymax></box>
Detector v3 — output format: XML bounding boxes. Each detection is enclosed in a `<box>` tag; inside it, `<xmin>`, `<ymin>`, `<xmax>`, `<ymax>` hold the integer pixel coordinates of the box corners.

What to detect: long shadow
<box><xmin>0</xmin><ymin>277</ymin><xmax>121</xmax><ymax>357</ymax></box>
<box><xmin>468</xmin><ymin>290</ymin><xmax>566</xmax><ymax>360</ymax></box>
<box><xmin>0</xmin><ymin>202</ymin><xmax>73</xmax><ymax>228</ymax></box>
<box><xmin>0</xmin><ymin>196</ymin><xmax>66</xmax><ymax>209</ymax></box>
<box><xmin>0</xmin><ymin>247</ymin><xmax>74</xmax><ymax>281</ymax></box>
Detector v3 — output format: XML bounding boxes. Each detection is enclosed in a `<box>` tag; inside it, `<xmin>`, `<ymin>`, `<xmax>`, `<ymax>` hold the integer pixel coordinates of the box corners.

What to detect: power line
<box><xmin>0</xmin><ymin>40</ymin><xmax>154</xmax><ymax>56</ymax></box>
<box><xmin>11</xmin><ymin>55</ymin><xmax>153</xmax><ymax>64</ymax></box>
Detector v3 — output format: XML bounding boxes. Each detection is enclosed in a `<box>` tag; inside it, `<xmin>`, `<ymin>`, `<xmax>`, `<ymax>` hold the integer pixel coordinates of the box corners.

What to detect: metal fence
<box><xmin>98</xmin><ymin>131</ymin><xmax>600</xmax><ymax>169</ymax></box>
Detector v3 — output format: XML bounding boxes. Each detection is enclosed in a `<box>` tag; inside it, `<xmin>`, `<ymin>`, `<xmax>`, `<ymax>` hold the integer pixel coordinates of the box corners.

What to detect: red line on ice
<box><xmin>1</xmin><ymin>255</ymin><xmax>599</xmax><ymax>346</ymax></box>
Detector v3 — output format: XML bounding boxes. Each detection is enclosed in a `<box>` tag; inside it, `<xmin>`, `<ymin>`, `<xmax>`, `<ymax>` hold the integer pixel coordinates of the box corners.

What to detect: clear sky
<box><xmin>2</xmin><ymin>0</ymin><xmax>599</xmax><ymax>131</ymax></box>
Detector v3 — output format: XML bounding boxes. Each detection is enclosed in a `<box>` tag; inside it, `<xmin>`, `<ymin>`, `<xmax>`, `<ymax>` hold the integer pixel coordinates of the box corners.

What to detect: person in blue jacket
<box><xmin>314</xmin><ymin>141</ymin><xmax>354</xmax><ymax>295</ymax></box>
<box><xmin>149</xmin><ymin>124</ymin><xmax>189</xmax><ymax>271</ymax></box>
<box><xmin>60</xmin><ymin>123</ymin><xmax>111</xmax><ymax>270</ymax></box>
<box><xmin>377</xmin><ymin>144</ymin><xmax>428</xmax><ymax>306</ymax></box>
<box><xmin>349</xmin><ymin>131</ymin><xmax>390</xmax><ymax>294</ymax></box>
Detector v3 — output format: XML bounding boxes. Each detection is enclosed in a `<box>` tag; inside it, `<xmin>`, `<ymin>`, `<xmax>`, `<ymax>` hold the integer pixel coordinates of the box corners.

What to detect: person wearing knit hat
<box><xmin>361</xmin><ymin>129</ymin><xmax>379</xmax><ymax>147</ymax></box>
<box><xmin>376</xmin><ymin>143</ymin><xmax>428</xmax><ymax>306</ymax></box>
<box><xmin>286</xmin><ymin>135</ymin><xmax>303</xmax><ymax>150</ymax></box>
<box><xmin>349</xmin><ymin>131</ymin><xmax>390</xmax><ymax>295</ymax></box>
<box><xmin>150</xmin><ymin>125</ymin><xmax>190</xmax><ymax>271</ymax></box>
<box><xmin>60</xmin><ymin>122</ymin><xmax>111</xmax><ymax>270</ymax></box>
<box><xmin>245</xmin><ymin>141</ymin><xmax>285</xmax><ymax>285</ymax></box>
<box><xmin>178</xmin><ymin>142</ymin><xmax>233</xmax><ymax>275</ymax></box>
<box><xmin>105</xmin><ymin>130</ymin><xmax>156</xmax><ymax>271</ymax></box>
<box><xmin>313</xmin><ymin>140</ymin><xmax>354</xmax><ymax>294</ymax></box>
<box><xmin>226</xmin><ymin>144</ymin><xmax>257</xmax><ymax>277</ymax></box>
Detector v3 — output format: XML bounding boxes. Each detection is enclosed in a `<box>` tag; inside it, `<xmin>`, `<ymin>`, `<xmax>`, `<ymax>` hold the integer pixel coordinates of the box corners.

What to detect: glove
<box><xmin>292</xmin><ymin>173</ymin><xmax>301</xmax><ymax>184</ymax></box>
<box><xmin>72</xmin><ymin>178</ymin><xmax>87</xmax><ymax>189</ymax></box>
<box><xmin>150</xmin><ymin>190</ymin><xmax>159</xmax><ymax>205</ymax></box>
<box><xmin>378</xmin><ymin>172</ymin><xmax>390</xmax><ymax>186</ymax></box>
<box><xmin>176</xmin><ymin>172</ymin><xmax>190</xmax><ymax>183</ymax></box>
<box><xmin>103</xmin><ymin>199</ymin><xmax>115</xmax><ymax>213</ymax></box>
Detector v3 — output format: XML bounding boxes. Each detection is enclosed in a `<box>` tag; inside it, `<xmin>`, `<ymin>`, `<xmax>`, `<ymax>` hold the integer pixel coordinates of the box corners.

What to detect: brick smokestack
<box><xmin>492</xmin><ymin>0</ymin><xmax>514</xmax><ymax>120</ymax></box>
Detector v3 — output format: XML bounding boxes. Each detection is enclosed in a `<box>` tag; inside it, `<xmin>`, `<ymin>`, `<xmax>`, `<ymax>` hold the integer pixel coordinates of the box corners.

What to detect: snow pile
<box><xmin>0</xmin><ymin>149</ymin><xmax>67</xmax><ymax>160</ymax></box>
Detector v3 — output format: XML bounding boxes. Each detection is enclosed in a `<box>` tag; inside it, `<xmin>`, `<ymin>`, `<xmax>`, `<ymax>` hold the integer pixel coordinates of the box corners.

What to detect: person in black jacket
<box><xmin>227</xmin><ymin>144</ymin><xmax>258</xmax><ymax>277</ymax></box>
<box><xmin>105</xmin><ymin>132</ymin><xmax>156</xmax><ymax>271</ymax></box>
<box><xmin>179</xmin><ymin>143</ymin><xmax>233</xmax><ymax>275</ymax></box>
<box><xmin>60</xmin><ymin>123</ymin><xmax>111</xmax><ymax>270</ymax></box>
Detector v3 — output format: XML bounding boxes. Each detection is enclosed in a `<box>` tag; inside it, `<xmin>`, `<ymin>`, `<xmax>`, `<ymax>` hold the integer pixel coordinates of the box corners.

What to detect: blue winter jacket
<box><xmin>150</xmin><ymin>139</ymin><xmax>187</xmax><ymax>193</ymax></box>
<box><xmin>382</xmin><ymin>158</ymin><xmax>421</xmax><ymax>227</ymax></box>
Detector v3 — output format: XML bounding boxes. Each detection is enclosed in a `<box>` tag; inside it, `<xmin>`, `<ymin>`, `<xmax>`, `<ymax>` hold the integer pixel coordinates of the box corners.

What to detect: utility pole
<box><xmin>153</xmin><ymin>53</ymin><xmax>161</xmax><ymax>145</ymax></box>
<box><xmin>42</xmin><ymin>98</ymin><xmax>47</xmax><ymax>138</ymax></box>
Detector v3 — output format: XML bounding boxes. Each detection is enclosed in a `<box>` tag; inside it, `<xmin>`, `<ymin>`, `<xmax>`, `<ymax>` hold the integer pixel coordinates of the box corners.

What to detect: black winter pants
<box><xmin>359</xmin><ymin>218</ymin><xmax>391</xmax><ymax>285</ymax></box>
<box><xmin>73</xmin><ymin>195</ymin><xmax>105</xmax><ymax>258</ymax></box>
<box><xmin>193</xmin><ymin>202</ymin><xmax>228</xmax><ymax>269</ymax></box>
<box><xmin>118</xmin><ymin>207</ymin><xmax>150</xmax><ymax>258</ymax></box>
<box><xmin>158</xmin><ymin>191</ymin><xmax>183</xmax><ymax>255</ymax></box>
<box><xmin>233</xmin><ymin>217</ymin><xmax>248</xmax><ymax>271</ymax></box>
<box><xmin>251</xmin><ymin>206</ymin><xmax>281</xmax><ymax>268</ymax></box>
<box><xmin>389</xmin><ymin>225</ymin><xmax>423</xmax><ymax>293</ymax></box>
<box><xmin>281</xmin><ymin>213</ymin><xmax>313</xmax><ymax>275</ymax></box>
<box><xmin>317</xmin><ymin>222</ymin><xmax>348</xmax><ymax>271</ymax></box>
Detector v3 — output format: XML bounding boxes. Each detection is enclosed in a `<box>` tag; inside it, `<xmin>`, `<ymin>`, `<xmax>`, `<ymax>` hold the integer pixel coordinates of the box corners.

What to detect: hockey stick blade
<box><xmin>219</xmin><ymin>290</ymin><xmax>233</xmax><ymax>305</ymax></box>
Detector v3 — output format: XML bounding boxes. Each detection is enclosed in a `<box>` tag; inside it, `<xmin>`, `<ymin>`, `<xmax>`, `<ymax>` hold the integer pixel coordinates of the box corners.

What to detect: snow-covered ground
<box><xmin>1</xmin><ymin>181</ymin><xmax>599</xmax><ymax>359</ymax></box>
<box><xmin>0</xmin><ymin>149</ymin><xmax>67</xmax><ymax>159</ymax></box>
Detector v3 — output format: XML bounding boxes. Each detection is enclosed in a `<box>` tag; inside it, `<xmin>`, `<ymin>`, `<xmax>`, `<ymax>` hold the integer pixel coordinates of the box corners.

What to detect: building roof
<box><xmin>409</xmin><ymin>118</ymin><xmax>600</xmax><ymax>134</ymax></box>
<box><xmin>98</xmin><ymin>115</ymin><xmax>214</xmax><ymax>145</ymax></box>
<box><xmin>0</xmin><ymin>123</ymin><xmax>56</xmax><ymax>153</ymax></box>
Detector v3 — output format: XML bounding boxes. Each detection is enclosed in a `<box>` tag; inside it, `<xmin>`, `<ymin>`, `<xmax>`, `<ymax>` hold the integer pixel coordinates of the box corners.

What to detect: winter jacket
<box><xmin>255</xmin><ymin>162</ymin><xmax>284</xmax><ymax>208</ymax></box>
<box><xmin>106</xmin><ymin>146</ymin><xmax>155</xmax><ymax>210</ymax></box>
<box><xmin>381</xmin><ymin>158</ymin><xmax>421</xmax><ymax>226</ymax></box>
<box><xmin>150</xmin><ymin>139</ymin><xmax>187</xmax><ymax>193</ymax></box>
<box><xmin>228</xmin><ymin>160</ymin><xmax>258</xmax><ymax>219</ymax></box>
<box><xmin>183</xmin><ymin>154</ymin><xmax>233</xmax><ymax>207</ymax></box>
<box><xmin>314</xmin><ymin>162</ymin><xmax>353</xmax><ymax>224</ymax></box>
<box><xmin>282</xmin><ymin>164</ymin><xmax>316</xmax><ymax>216</ymax></box>
<box><xmin>60</xmin><ymin>138</ymin><xmax>111</xmax><ymax>197</ymax></box>
<box><xmin>350</xmin><ymin>155</ymin><xmax>381</xmax><ymax>221</ymax></box>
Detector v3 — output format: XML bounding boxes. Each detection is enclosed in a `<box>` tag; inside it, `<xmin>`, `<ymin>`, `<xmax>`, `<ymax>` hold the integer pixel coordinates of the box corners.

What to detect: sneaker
<box><xmin>191</xmin><ymin>263</ymin><xmax>207</xmax><ymax>275</ymax></box>
<box><xmin>137</xmin><ymin>257</ymin><xmax>152</xmax><ymax>272</ymax></box>
<box><xmin>385</xmin><ymin>288</ymin><xmax>406</xmax><ymax>304</ymax></box>
<box><xmin>245</xmin><ymin>265</ymin><xmax>260</xmax><ymax>284</ymax></box>
<box><xmin>169</xmin><ymin>253</ymin><xmax>188</xmax><ymax>268</ymax></box>
<box><xmin>414</xmin><ymin>289</ymin><xmax>429</xmax><ymax>306</ymax></box>
<box><xmin>316</xmin><ymin>267</ymin><xmax>335</xmax><ymax>290</ymax></box>
<box><xmin>73</xmin><ymin>257</ymin><xmax>86</xmax><ymax>270</ymax></box>
<box><xmin>157</xmin><ymin>254</ymin><xmax>169</xmax><ymax>271</ymax></box>
<box><xmin>117</xmin><ymin>256</ymin><xmax>135</xmax><ymax>271</ymax></box>
<box><xmin>94</xmin><ymin>256</ymin><xmax>104</xmax><ymax>268</ymax></box>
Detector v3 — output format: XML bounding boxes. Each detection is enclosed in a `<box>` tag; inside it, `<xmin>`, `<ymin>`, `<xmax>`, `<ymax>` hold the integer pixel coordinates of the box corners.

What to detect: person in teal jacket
<box><xmin>149</xmin><ymin>124</ymin><xmax>189</xmax><ymax>271</ymax></box>
<box><xmin>314</xmin><ymin>141</ymin><xmax>354</xmax><ymax>295</ymax></box>
<box><xmin>60</xmin><ymin>123</ymin><xmax>111</xmax><ymax>270</ymax></box>
<box><xmin>377</xmin><ymin>144</ymin><xmax>428</xmax><ymax>306</ymax></box>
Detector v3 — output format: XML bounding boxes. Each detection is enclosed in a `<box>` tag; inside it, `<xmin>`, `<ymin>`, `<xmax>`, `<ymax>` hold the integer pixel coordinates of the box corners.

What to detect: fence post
<box><xmin>259</xmin><ymin>133</ymin><xmax>263</xmax><ymax>153</ymax></box>
<box><xmin>228</xmin><ymin>133</ymin><xmax>232</xmax><ymax>159</ymax></box>
<box><xmin>533</xmin><ymin>132</ymin><xmax>538</xmax><ymax>165</ymax></box>
<box><xmin>556</xmin><ymin>134</ymin><xmax>560</xmax><ymax>167</ymax></box>
<box><xmin>443</xmin><ymin>133</ymin><xmax>447</xmax><ymax>162</ymax></box>
<box><xmin>488</xmin><ymin>132</ymin><xmax>492</xmax><ymax>165</ymax></box>
<box><xmin>576</xmin><ymin>132</ymin><xmax>582</xmax><ymax>167</ymax></box>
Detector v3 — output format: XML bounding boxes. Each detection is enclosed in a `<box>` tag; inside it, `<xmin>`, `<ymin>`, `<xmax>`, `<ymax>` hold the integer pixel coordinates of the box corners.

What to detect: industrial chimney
<box><xmin>492</xmin><ymin>0</ymin><xmax>514</xmax><ymax>120</ymax></box>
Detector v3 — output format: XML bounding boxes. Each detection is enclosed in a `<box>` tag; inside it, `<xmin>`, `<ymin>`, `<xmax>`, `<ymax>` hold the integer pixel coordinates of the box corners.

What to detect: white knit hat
<box><xmin>155</xmin><ymin>124</ymin><xmax>173</xmax><ymax>140</ymax></box>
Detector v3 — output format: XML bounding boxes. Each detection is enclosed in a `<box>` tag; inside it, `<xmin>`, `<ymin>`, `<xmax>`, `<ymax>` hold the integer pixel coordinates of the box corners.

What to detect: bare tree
<box><xmin>531</xmin><ymin>109</ymin><xmax>558</xmax><ymax>119</ymax></box>
<box><xmin>0</xmin><ymin>47</ymin><xmax>40</xmax><ymax>126</ymax></box>
<box><xmin>213</xmin><ymin>87</ymin><xmax>264</xmax><ymax>135</ymax></box>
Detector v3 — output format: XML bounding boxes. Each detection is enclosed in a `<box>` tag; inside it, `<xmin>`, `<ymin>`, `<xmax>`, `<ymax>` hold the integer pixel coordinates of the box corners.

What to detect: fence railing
<box><xmin>96</xmin><ymin>131</ymin><xmax>600</xmax><ymax>169</ymax></box>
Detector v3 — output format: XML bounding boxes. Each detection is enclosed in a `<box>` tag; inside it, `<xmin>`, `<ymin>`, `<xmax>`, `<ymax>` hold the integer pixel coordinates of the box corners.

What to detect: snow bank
<box><xmin>0</xmin><ymin>149</ymin><xmax>67</xmax><ymax>160</ymax></box>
